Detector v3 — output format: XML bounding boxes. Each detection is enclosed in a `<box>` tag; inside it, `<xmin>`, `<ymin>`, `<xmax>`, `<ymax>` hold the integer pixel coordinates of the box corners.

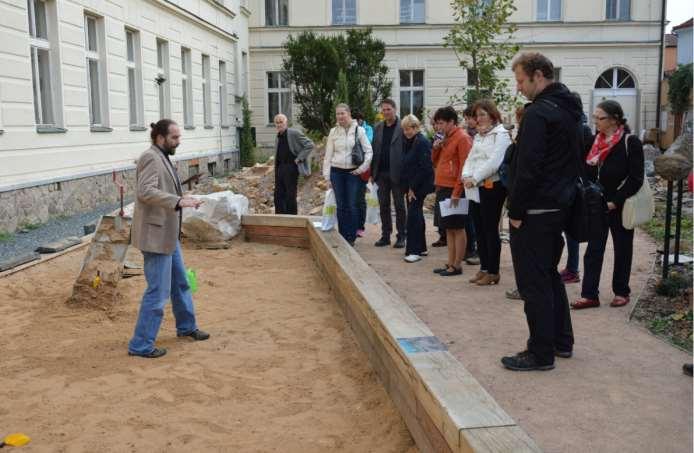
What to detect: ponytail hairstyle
<box><xmin>150</xmin><ymin>119</ymin><xmax>177</xmax><ymax>143</ymax></box>
<box><xmin>596</xmin><ymin>100</ymin><xmax>630</xmax><ymax>133</ymax></box>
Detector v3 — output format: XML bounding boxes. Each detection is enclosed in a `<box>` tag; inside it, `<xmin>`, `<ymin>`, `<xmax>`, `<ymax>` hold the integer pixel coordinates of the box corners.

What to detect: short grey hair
<box><xmin>273</xmin><ymin>113</ymin><xmax>288</xmax><ymax>124</ymax></box>
<box><xmin>335</xmin><ymin>103</ymin><xmax>351</xmax><ymax>113</ymax></box>
<box><xmin>401</xmin><ymin>114</ymin><xmax>421</xmax><ymax>131</ymax></box>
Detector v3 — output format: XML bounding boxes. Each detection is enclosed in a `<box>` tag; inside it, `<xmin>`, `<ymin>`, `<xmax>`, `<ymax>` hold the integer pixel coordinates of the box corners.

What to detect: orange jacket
<box><xmin>432</xmin><ymin>127</ymin><xmax>472</xmax><ymax>198</ymax></box>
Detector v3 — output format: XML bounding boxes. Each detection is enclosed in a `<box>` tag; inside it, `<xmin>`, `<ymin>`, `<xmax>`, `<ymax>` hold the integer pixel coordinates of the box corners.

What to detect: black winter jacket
<box><xmin>586</xmin><ymin>133</ymin><xmax>644</xmax><ymax>207</ymax></box>
<box><xmin>400</xmin><ymin>133</ymin><xmax>435</xmax><ymax>198</ymax></box>
<box><xmin>507</xmin><ymin>83</ymin><xmax>584</xmax><ymax>220</ymax></box>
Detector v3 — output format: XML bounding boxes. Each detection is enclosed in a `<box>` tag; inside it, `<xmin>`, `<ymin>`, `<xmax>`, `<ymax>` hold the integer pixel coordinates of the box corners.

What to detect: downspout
<box><xmin>655</xmin><ymin>0</ymin><xmax>667</xmax><ymax>140</ymax></box>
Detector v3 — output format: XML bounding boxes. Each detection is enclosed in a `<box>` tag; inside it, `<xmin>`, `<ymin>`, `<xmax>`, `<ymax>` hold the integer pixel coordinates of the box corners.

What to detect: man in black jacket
<box><xmin>502</xmin><ymin>52</ymin><xmax>580</xmax><ymax>371</ymax></box>
<box><xmin>371</xmin><ymin>99</ymin><xmax>406</xmax><ymax>248</ymax></box>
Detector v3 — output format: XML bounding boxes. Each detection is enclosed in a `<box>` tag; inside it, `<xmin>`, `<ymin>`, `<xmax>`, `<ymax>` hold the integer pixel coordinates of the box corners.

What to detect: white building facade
<box><xmin>0</xmin><ymin>0</ymin><xmax>252</xmax><ymax>233</ymax></box>
<box><xmin>248</xmin><ymin>0</ymin><xmax>662</xmax><ymax>147</ymax></box>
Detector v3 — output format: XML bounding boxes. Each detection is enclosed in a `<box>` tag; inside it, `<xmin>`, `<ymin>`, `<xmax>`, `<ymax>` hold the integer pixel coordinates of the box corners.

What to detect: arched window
<box><xmin>594</xmin><ymin>68</ymin><xmax>636</xmax><ymax>89</ymax></box>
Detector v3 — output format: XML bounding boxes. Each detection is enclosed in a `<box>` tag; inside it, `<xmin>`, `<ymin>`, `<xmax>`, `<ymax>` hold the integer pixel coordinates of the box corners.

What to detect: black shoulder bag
<box><xmin>351</xmin><ymin>125</ymin><xmax>365</xmax><ymax>166</ymax></box>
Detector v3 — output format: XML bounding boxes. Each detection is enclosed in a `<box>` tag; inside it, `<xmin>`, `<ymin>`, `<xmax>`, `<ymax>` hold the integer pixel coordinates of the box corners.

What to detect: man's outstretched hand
<box><xmin>179</xmin><ymin>196</ymin><xmax>204</xmax><ymax>209</ymax></box>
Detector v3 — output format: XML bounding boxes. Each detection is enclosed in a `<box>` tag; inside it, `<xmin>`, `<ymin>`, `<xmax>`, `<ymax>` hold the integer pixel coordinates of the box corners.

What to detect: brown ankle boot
<box><xmin>469</xmin><ymin>271</ymin><xmax>487</xmax><ymax>283</ymax></box>
<box><xmin>476</xmin><ymin>273</ymin><xmax>500</xmax><ymax>285</ymax></box>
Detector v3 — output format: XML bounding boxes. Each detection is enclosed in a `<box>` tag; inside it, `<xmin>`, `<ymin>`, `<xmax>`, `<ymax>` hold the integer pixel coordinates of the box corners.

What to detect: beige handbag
<box><xmin>620</xmin><ymin>134</ymin><xmax>655</xmax><ymax>230</ymax></box>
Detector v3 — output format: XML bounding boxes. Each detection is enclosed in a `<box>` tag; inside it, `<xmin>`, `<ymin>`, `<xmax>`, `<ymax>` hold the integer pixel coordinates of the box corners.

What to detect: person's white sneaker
<box><xmin>404</xmin><ymin>254</ymin><xmax>422</xmax><ymax>263</ymax></box>
<box><xmin>419</xmin><ymin>251</ymin><xmax>428</xmax><ymax>256</ymax></box>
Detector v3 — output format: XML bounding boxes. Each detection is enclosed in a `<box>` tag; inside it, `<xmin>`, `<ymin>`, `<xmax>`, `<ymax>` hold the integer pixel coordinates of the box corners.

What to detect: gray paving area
<box><xmin>0</xmin><ymin>199</ymin><xmax>132</xmax><ymax>262</ymax></box>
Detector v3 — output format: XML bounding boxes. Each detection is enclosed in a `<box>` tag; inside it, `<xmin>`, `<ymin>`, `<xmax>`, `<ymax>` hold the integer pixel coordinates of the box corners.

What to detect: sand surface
<box><xmin>0</xmin><ymin>241</ymin><xmax>416</xmax><ymax>453</ymax></box>
<box><xmin>356</xmin><ymin>218</ymin><xmax>692</xmax><ymax>453</ymax></box>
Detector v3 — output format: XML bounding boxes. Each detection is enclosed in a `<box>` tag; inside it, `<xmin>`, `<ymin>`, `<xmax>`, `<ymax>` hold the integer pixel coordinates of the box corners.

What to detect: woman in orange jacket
<box><xmin>431</xmin><ymin>106</ymin><xmax>472</xmax><ymax>276</ymax></box>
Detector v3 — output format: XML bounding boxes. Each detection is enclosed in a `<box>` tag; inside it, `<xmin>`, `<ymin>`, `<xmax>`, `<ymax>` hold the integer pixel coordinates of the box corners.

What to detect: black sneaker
<box><xmin>555</xmin><ymin>348</ymin><xmax>573</xmax><ymax>359</ymax></box>
<box><xmin>501</xmin><ymin>350</ymin><xmax>555</xmax><ymax>371</ymax></box>
<box><xmin>128</xmin><ymin>347</ymin><xmax>167</xmax><ymax>358</ymax></box>
<box><xmin>177</xmin><ymin>329</ymin><xmax>210</xmax><ymax>341</ymax></box>
<box><xmin>393</xmin><ymin>237</ymin><xmax>406</xmax><ymax>249</ymax></box>
<box><xmin>374</xmin><ymin>237</ymin><xmax>390</xmax><ymax>247</ymax></box>
<box><xmin>431</xmin><ymin>237</ymin><xmax>447</xmax><ymax>247</ymax></box>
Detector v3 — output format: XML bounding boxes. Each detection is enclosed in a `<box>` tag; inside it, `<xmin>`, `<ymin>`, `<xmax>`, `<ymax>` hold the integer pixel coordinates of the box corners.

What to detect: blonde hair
<box><xmin>401</xmin><ymin>114</ymin><xmax>421</xmax><ymax>131</ymax></box>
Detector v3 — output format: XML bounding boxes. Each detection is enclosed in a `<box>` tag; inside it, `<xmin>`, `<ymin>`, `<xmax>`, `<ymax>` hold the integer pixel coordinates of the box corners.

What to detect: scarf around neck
<box><xmin>586</xmin><ymin>126</ymin><xmax>624</xmax><ymax>166</ymax></box>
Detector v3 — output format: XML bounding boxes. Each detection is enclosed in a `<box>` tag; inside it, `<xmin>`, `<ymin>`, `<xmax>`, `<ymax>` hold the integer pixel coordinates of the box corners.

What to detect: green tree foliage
<box><xmin>444</xmin><ymin>0</ymin><xmax>520</xmax><ymax>108</ymax></box>
<box><xmin>282</xmin><ymin>28</ymin><xmax>391</xmax><ymax>136</ymax></box>
<box><xmin>240</xmin><ymin>96</ymin><xmax>255</xmax><ymax>167</ymax></box>
<box><xmin>668</xmin><ymin>63</ymin><xmax>693</xmax><ymax>115</ymax></box>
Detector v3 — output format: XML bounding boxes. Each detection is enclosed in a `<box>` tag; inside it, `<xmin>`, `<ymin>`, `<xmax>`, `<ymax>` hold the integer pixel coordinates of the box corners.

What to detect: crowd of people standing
<box><xmin>272</xmin><ymin>51</ymin><xmax>646</xmax><ymax>372</ymax></box>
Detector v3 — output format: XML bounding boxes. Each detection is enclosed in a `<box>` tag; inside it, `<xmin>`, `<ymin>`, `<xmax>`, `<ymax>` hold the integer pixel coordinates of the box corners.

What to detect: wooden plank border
<box><xmin>242</xmin><ymin>214</ymin><xmax>541</xmax><ymax>453</ymax></box>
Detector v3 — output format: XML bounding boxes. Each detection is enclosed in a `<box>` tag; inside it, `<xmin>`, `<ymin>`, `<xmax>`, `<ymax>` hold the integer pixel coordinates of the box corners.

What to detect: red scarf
<box><xmin>586</xmin><ymin>126</ymin><xmax>624</xmax><ymax>166</ymax></box>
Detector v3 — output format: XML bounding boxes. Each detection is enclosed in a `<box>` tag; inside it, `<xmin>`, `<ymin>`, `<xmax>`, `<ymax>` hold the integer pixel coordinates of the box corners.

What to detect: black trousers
<box><xmin>406</xmin><ymin>196</ymin><xmax>426</xmax><ymax>255</ymax></box>
<box><xmin>510</xmin><ymin>211</ymin><xmax>574</xmax><ymax>364</ymax></box>
<box><xmin>274</xmin><ymin>163</ymin><xmax>298</xmax><ymax>215</ymax></box>
<box><xmin>376</xmin><ymin>173</ymin><xmax>406</xmax><ymax>240</ymax></box>
<box><xmin>470</xmin><ymin>182</ymin><xmax>506</xmax><ymax>274</ymax></box>
<box><xmin>581</xmin><ymin>207</ymin><xmax>634</xmax><ymax>299</ymax></box>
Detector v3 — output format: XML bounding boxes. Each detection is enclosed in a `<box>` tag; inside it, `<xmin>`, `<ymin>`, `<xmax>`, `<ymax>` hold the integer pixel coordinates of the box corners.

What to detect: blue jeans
<box><xmin>565</xmin><ymin>234</ymin><xmax>579</xmax><ymax>273</ymax></box>
<box><xmin>330</xmin><ymin>167</ymin><xmax>361</xmax><ymax>243</ymax></box>
<box><xmin>128</xmin><ymin>241</ymin><xmax>198</xmax><ymax>355</ymax></box>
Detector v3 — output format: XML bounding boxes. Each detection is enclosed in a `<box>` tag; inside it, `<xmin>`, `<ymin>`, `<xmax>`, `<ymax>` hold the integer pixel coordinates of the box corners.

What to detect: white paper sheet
<box><xmin>465</xmin><ymin>187</ymin><xmax>480</xmax><ymax>203</ymax></box>
<box><xmin>439</xmin><ymin>198</ymin><xmax>469</xmax><ymax>217</ymax></box>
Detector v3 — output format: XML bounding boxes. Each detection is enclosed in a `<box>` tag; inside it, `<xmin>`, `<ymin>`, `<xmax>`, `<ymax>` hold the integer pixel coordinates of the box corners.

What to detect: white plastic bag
<box><xmin>321</xmin><ymin>189</ymin><xmax>337</xmax><ymax>231</ymax></box>
<box><xmin>365</xmin><ymin>182</ymin><xmax>380</xmax><ymax>225</ymax></box>
<box><xmin>622</xmin><ymin>171</ymin><xmax>654</xmax><ymax>229</ymax></box>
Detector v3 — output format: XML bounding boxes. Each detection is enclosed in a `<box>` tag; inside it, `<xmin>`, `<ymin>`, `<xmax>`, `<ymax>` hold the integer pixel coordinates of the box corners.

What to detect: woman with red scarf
<box><xmin>571</xmin><ymin>100</ymin><xmax>645</xmax><ymax>310</ymax></box>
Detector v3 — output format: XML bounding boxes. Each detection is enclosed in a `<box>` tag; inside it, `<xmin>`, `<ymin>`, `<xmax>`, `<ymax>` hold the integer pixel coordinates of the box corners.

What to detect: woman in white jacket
<box><xmin>323</xmin><ymin>103</ymin><xmax>373</xmax><ymax>245</ymax></box>
<box><xmin>461</xmin><ymin>99</ymin><xmax>511</xmax><ymax>286</ymax></box>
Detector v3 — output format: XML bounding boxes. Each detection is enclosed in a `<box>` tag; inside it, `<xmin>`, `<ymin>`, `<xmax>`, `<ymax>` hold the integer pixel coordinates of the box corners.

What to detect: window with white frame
<box><xmin>156</xmin><ymin>39</ymin><xmax>170</xmax><ymax>118</ymax></box>
<box><xmin>399</xmin><ymin>70</ymin><xmax>424</xmax><ymax>119</ymax></box>
<box><xmin>84</xmin><ymin>14</ymin><xmax>109</xmax><ymax>127</ymax></box>
<box><xmin>606</xmin><ymin>0</ymin><xmax>630</xmax><ymax>20</ymax></box>
<box><xmin>400</xmin><ymin>0</ymin><xmax>425</xmax><ymax>24</ymax></box>
<box><xmin>219</xmin><ymin>60</ymin><xmax>228</xmax><ymax>126</ymax></box>
<box><xmin>202</xmin><ymin>54</ymin><xmax>212</xmax><ymax>126</ymax></box>
<box><xmin>181</xmin><ymin>47</ymin><xmax>193</xmax><ymax>126</ymax></box>
<box><xmin>553</xmin><ymin>67</ymin><xmax>561</xmax><ymax>82</ymax></box>
<box><xmin>332</xmin><ymin>0</ymin><xmax>356</xmax><ymax>25</ymax></box>
<box><xmin>537</xmin><ymin>0</ymin><xmax>561</xmax><ymax>21</ymax></box>
<box><xmin>267</xmin><ymin>72</ymin><xmax>291</xmax><ymax>123</ymax></box>
<box><xmin>125</xmin><ymin>28</ymin><xmax>144</xmax><ymax>127</ymax></box>
<box><xmin>265</xmin><ymin>0</ymin><xmax>288</xmax><ymax>26</ymax></box>
<box><xmin>28</xmin><ymin>0</ymin><xmax>60</xmax><ymax>127</ymax></box>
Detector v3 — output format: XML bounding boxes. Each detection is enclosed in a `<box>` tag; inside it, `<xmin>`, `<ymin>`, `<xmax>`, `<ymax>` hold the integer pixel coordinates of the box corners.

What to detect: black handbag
<box><xmin>566</xmin><ymin>175</ymin><xmax>606</xmax><ymax>243</ymax></box>
<box><xmin>351</xmin><ymin>125</ymin><xmax>364</xmax><ymax>166</ymax></box>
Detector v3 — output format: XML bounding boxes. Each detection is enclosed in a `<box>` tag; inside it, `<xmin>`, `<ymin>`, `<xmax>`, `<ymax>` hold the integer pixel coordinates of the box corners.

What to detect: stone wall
<box><xmin>0</xmin><ymin>151</ymin><xmax>239</xmax><ymax>235</ymax></box>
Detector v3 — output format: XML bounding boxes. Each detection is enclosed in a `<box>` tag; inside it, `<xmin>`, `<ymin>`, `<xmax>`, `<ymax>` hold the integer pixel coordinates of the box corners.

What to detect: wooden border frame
<box><xmin>242</xmin><ymin>215</ymin><xmax>541</xmax><ymax>453</ymax></box>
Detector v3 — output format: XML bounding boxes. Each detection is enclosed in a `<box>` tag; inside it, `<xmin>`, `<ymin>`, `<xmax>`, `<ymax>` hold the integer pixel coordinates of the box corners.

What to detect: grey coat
<box><xmin>371</xmin><ymin>117</ymin><xmax>403</xmax><ymax>184</ymax></box>
<box><xmin>274</xmin><ymin>128</ymin><xmax>315</xmax><ymax>176</ymax></box>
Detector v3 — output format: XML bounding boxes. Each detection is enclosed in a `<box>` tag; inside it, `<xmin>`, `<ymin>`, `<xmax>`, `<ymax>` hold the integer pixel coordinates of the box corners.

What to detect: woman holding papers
<box><xmin>431</xmin><ymin>106</ymin><xmax>473</xmax><ymax>276</ymax></box>
<box><xmin>400</xmin><ymin>114</ymin><xmax>435</xmax><ymax>263</ymax></box>
<box><xmin>462</xmin><ymin>100</ymin><xmax>512</xmax><ymax>286</ymax></box>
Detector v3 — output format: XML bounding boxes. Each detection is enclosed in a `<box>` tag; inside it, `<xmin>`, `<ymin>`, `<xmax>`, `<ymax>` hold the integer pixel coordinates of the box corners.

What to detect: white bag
<box><xmin>321</xmin><ymin>189</ymin><xmax>337</xmax><ymax>231</ymax></box>
<box><xmin>365</xmin><ymin>182</ymin><xmax>380</xmax><ymax>225</ymax></box>
<box><xmin>620</xmin><ymin>134</ymin><xmax>655</xmax><ymax>230</ymax></box>
<box><xmin>622</xmin><ymin>171</ymin><xmax>654</xmax><ymax>229</ymax></box>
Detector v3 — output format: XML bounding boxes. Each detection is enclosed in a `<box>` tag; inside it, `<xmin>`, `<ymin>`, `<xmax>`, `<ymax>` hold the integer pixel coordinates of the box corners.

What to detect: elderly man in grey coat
<box><xmin>273</xmin><ymin>114</ymin><xmax>314</xmax><ymax>215</ymax></box>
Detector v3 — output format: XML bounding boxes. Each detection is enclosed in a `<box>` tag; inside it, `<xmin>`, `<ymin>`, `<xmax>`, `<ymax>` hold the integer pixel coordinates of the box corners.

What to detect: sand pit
<box><xmin>0</xmin><ymin>241</ymin><xmax>416</xmax><ymax>452</ymax></box>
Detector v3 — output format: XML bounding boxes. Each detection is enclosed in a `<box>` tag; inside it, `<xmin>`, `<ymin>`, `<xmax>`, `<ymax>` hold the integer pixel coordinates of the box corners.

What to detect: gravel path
<box><xmin>0</xmin><ymin>199</ymin><xmax>133</xmax><ymax>261</ymax></box>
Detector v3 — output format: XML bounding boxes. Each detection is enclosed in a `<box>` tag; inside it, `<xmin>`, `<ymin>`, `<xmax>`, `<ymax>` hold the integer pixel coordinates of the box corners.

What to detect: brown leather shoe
<box><xmin>571</xmin><ymin>298</ymin><xmax>600</xmax><ymax>309</ymax></box>
<box><xmin>469</xmin><ymin>271</ymin><xmax>487</xmax><ymax>283</ymax></box>
<box><xmin>610</xmin><ymin>296</ymin><xmax>630</xmax><ymax>307</ymax></box>
<box><xmin>476</xmin><ymin>273</ymin><xmax>500</xmax><ymax>285</ymax></box>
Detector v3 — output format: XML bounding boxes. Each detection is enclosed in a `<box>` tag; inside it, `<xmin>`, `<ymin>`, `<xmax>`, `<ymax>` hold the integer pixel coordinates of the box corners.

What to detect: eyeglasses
<box><xmin>592</xmin><ymin>115</ymin><xmax>608</xmax><ymax>121</ymax></box>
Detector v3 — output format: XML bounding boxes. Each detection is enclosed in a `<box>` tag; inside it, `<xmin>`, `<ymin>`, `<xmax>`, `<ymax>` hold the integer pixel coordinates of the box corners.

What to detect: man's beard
<box><xmin>164</xmin><ymin>145</ymin><xmax>178</xmax><ymax>155</ymax></box>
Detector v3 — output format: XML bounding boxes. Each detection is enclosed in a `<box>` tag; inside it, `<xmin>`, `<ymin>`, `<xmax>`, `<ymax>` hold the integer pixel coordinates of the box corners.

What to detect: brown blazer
<box><xmin>130</xmin><ymin>146</ymin><xmax>183</xmax><ymax>255</ymax></box>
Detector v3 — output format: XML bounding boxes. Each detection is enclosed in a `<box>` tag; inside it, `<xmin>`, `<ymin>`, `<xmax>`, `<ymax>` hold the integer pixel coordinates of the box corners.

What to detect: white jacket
<box><xmin>461</xmin><ymin>123</ymin><xmax>511</xmax><ymax>185</ymax></box>
<box><xmin>323</xmin><ymin>120</ymin><xmax>373</xmax><ymax>179</ymax></box>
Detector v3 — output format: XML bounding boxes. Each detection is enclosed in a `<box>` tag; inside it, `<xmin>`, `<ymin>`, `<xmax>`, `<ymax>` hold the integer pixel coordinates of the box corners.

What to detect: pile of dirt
<box><xmin>194</xmin><ymin>145</ymin><xmax>329</xmax><ymax>216</ymax></box>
